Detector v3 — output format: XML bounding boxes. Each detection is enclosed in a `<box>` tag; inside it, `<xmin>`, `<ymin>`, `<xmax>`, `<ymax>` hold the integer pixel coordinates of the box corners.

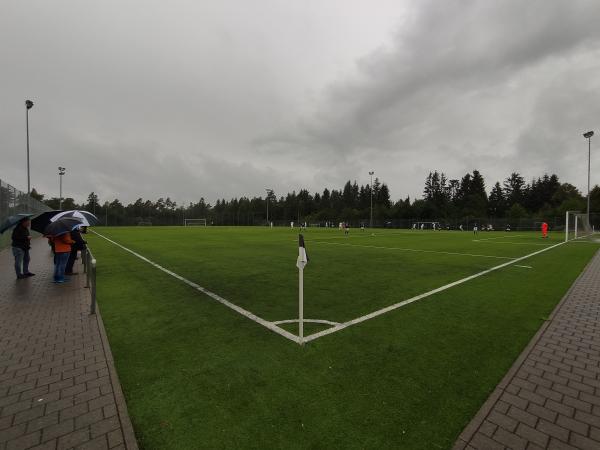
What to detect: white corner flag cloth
<box><xmin>296</xmin><ymin>234</ymin><xmax>309</xmax><ymax>270</ymax></box>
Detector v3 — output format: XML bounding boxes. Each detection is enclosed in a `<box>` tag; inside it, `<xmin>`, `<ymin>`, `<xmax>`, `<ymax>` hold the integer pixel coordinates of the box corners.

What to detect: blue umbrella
<box><xmin>0</xmin><ymin>214</ymin><xmax>34</xmax><ymax>234</ymax></box>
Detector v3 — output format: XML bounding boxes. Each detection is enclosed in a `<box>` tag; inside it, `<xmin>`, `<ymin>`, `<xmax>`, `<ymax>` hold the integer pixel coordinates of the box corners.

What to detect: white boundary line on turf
<box><xmin>473</xmin><ymin>234</ymin><xmax>526</xmax><ymax>241</ymax></box>
<box><xmin>91</xmin><ymin>231</ymin><xmax>302</xmax><ymax>344</ymax></box>
<box><xmin>302</xmin><ymin>240</ymin><xmax>566</xmax><ymax>343</ymax></box>
<box><xmin>312</xmin><ymin>241</ymin><xmax>517</xmax><ymax>260</ymax></box>
<box><xmin>472</xmin><ymin>241</ymin><xmax>552</xmax><ymax>246</ymax></box>
<box><xmin>272</xmin><ymin>319</ymin><xmax>341</xmax><ymax>326</ymax></box>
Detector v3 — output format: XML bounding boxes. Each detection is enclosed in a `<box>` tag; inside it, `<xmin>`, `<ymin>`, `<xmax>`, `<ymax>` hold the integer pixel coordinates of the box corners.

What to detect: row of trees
<box><xmin>29</xmin><ymin>170</ymin><xmax>600</xmax><ymax>226</ymax></box>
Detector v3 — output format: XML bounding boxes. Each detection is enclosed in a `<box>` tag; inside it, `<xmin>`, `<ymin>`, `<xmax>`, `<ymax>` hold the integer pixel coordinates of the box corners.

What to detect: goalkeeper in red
<box><xmin>541</xmin><ymin>222</ymin><xmax>548</xmax><ymax>239</ymax></box>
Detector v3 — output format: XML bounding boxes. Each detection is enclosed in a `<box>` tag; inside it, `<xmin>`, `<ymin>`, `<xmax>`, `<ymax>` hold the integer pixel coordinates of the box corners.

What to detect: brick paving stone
<box><xmin>0</xmin><ymin>240</ymin><xmax>138</xmax><ymax>450</ymax></box>
<box><xmin>455</xmin><ymin>249</ymin><xmax>600</xmax><ymax>449</ymax></box>
<box><xmin>6</xmin><ymin>430</ymin><xmax>40</xmax><ymax>450</ymax></box>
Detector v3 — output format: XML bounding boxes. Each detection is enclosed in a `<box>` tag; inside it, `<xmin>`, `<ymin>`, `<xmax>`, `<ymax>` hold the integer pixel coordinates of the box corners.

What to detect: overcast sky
<box><xmin>2</xmin><ymin>0</ymin><xmax>600</xmax><ymax>205</ymax></box>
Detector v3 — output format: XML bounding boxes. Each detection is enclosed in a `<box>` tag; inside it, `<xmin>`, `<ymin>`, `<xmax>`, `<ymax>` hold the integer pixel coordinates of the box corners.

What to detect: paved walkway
<box><xmin>455</xmin><ymin>249</ymin><xmax>600</xmax><ymax>450</ymax></box>
<box><xmin>0</xmin><ymin>239</ymin><xmax>137</xmax><ymax>450</ymax></box>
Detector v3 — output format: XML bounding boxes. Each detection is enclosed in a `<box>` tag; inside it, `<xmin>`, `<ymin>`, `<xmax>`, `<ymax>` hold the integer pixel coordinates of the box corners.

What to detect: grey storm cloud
<box><xmin>1</xmin><ymin>0</ymin><xmax>599</xmax><ymax>205</ymax></box>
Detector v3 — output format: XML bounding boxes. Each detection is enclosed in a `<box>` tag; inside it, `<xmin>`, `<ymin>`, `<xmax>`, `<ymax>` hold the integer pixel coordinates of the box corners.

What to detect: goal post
<box><xmin>565</xmin><ymin>211</ymin><xmax>594</xmax><ymax>242</ymax></box>
<box><xmin>184</xmin><ymin>218</ymin><xmax>207</xmax><ymax>227</ymax></box>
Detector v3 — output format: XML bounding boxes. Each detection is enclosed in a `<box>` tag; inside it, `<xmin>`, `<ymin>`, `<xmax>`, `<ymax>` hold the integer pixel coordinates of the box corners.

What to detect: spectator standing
<box><xmin>52</xmin><ymin>233</ymin><xmax>75</xmax><ymax>283</ymax></box>
<box><xmin>66</xmin><ymin>227</ymin><xmax>87</xmax><ymax>275</ymax></box>
<box><xmin>11</xmin><ymin>218</ymin><xmax>35</xmax><ymax>280</ymax></box>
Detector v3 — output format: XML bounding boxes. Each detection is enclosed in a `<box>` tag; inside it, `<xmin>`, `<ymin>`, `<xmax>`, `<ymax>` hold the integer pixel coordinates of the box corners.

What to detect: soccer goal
<box><xmin>137</xmin><ymin>221</ymin><xmax>153</xmax><ymax>226</ymax></box>
<box><xmin>565</xmin><ymin>211</ymin><xmax>597</xmax><ymax>242</ymax></box>
<box><xmin>184</xmin><ymin>218</ymin><xmax>207</xmax><ymax>227</ymax></box>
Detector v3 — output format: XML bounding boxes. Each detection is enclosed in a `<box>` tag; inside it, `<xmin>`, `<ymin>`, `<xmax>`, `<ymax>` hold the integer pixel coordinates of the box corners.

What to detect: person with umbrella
<box><xmin>65</xmin><ymin>225</ymin><xmax>87</xmax><ymax>275</ymax></box>
<box><xmin>3</xmin><ymin>215</ymin><xmax>36</xmax><ymax>280</ymax></box>
<box><xmin>44</xmin><ymin>218</ymin><xmax>81</xmax><ymax>284</ymax></box>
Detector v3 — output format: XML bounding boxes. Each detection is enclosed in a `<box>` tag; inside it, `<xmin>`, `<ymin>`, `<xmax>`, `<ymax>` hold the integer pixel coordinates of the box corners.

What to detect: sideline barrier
<box><xmin>83</xmin><ymin>247</ymin><xmax>97</xmax><ymax>314</ymax></box>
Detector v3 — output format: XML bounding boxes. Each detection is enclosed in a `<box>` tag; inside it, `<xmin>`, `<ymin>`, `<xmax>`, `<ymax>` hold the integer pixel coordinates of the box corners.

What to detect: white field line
<box><xmin>473</xmin><ymin>234</ymin><xmax>526</xmax><ymax>241</ymax></box>
<box><xmin>92</xmin><ymin>231</ymin><xmax>302</xmax><ymax>344</ymax></box>
<box><xmin>473</xmin><ymin>240</ymin><xmax>552</xmax><ymax>247</ymax></box>
<box><xmin>514</xmin><ymin>265</ymin><xmax>533</xmax><ymax>269</ymax></box>
<box><xmin>273</xmin><ymin>319</ymin><xmax>341</xmax><ymax>326</ymax></box>
<box><xmin>312</xmin><ymin>241</ymin><xmax>516</xmax><ymax>260</ymax></box>
<box><xmin>302</xmin><ymin>241</ymin><xmax>566</xmax><ymax>343</ymax></box>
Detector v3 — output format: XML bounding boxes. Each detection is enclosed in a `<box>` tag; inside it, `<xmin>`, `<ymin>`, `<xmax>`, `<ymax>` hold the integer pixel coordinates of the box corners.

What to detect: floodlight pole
<box><xmin>58</xmin><ymin>167</ymin><xmax>66</xmax><ymax>209</ymax></box>
<box><xmin>583</xmin><ymin>131</ymin><xmax>594</xmax><ymax>226</ymax></box>
<box><xmin>369</xmin><ymin>171</ymin><xmax>374</xmax><ymax>228</ymax></box>
<box><xmin>265</xmin><ymin>188</ymin><xmax>273</xmax><ymax>226</ymax></box>
<box><xmin>25</xmin><ymin>100</ymin><xmax>34</xmax><ymax>194</ymax></box>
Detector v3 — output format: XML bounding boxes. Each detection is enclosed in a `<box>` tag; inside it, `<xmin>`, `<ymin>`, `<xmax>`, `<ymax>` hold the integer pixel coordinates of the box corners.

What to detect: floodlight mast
<box><xmin>58</xmin><ymin>167</ymin><xmax>66</xmax><ymax>209</ymax></box>
<box><xmin>583</xmin><ymin>131</ymin><xmax>594</xmax><ymax>226</ymax></box>
<box><xmin>369</xmin><ymin>171</ymin><xmax>374</xmax><ymax>228</ymax></box>
<box><xmin>265</xmin><ymin>188</ymin><xmax>273</xmax><ymax>225</ymax></box>
<box><xmin>25</xmin><ymin>100</ymin><xmax>34</xmax><ymax>194</ymax></box>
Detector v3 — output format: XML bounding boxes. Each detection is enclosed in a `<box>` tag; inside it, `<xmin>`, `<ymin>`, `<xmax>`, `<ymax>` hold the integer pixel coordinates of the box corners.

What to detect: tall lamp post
<box><xmin>25</xmin><ymin>100</ymin><xmax>34</xmax><ymax>194</ymax></box>
<box><xmin>265</xmin><ymin>188</ymin><xmax>273</xmax><ymax>225</ymax></box>
<box><xmin>58</xmin><ymin>167</ymin><xmax>66</xmax><ymax>209</ymax></box>
<box><xmin>584</xmin><ymin>131</ymin><xmax>594</xmax><ymax>226</ymax></box>
<box><xmin>369</xmin><ymin>171</ymin><xmax>374</xmax><ymax>228</ymax></box>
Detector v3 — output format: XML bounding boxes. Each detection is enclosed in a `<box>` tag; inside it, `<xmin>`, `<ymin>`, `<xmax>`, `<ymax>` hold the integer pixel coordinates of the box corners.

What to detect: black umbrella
<box><xmin>0</xmin><ymin>214</ymin><xmax>34</xmax><ymax>234</ymax></box>
<box><xmin>43</xmin><ymin>217</ymin><xmax>83</xmax><ymax>237</ymax></box>
<box><xmin>31</xmin><ymin>210</ymin><xmax>63</xmax><ymax>234</ymax></box>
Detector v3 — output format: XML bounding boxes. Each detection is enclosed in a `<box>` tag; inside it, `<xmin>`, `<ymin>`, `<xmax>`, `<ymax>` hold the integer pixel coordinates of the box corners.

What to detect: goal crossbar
<box><xmin>184</xmin><ymin>218</ymin><xmax>207</xmax><ymax>226</ymax></box>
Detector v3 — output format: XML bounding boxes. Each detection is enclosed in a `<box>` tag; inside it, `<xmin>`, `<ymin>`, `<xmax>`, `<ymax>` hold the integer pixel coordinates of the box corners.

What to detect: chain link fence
<box><xmin>0</xmin><ymin>178</ymin><xmax>52</xmax><ymax>250</ymax></box>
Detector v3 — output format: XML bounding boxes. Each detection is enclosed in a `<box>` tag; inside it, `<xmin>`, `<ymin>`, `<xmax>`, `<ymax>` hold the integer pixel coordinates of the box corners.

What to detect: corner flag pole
<box><xmin>297</xmin><ymin>234</ymin><xmax>308</xmax><ymax>345</ymax></box>
<box><xmin>299</xmin><ymin>265</ymin><xmax>304</xmax><ymax>343</ymax></box>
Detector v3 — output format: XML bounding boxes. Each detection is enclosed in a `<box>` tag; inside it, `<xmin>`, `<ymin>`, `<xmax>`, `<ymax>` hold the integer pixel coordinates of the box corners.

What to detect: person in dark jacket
<box><xmin>11</xmin><ymin>218</ymin><xmax>35</xmax><ymax>280</ymax></box>
<box><xmin>65</xmin><ymin>227</ymin><xmax>87</xmax><ymax>275</ymax></box>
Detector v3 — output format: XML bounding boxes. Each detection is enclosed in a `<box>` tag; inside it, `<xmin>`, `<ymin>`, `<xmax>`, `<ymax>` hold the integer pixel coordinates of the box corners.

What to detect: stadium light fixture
<box><xmin>58</xmin><ymin>167</ymin><xmax>66</xmax><ymax>209</ymax></box>
<box><xmin>25</xmin><ymin>100</ymin><xmax>34</xmax><ymax>194</ymax></box>
<box><xmin>583</xmin><ymin>131</ymin><xmax>594</xmax><ymax>226</ymax></box>
<box><xmin>369</xmin><ymin>171</ymin><xmax>375</xmax><ymax>228</ymax></box>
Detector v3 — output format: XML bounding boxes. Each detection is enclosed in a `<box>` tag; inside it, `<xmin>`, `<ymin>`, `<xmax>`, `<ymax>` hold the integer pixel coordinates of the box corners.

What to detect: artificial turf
<box><xmin>87</xmin><ymin>227</ymin><xmax>599</xmax><ymax>449</ymax></box>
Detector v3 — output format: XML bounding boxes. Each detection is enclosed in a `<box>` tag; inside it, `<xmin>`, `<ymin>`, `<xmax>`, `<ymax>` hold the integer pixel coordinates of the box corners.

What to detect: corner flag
<box><xmin>297</xmin><ymin>234</ymin><xmax>309</xmax><ymax>270</ymax></box>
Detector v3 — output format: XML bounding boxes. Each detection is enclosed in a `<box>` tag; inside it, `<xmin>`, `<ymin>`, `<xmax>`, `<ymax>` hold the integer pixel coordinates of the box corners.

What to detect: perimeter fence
<box><xmin>0</xmin><ymin>178</ymin><xmax>52</xmax><ymax>250</ymax></box>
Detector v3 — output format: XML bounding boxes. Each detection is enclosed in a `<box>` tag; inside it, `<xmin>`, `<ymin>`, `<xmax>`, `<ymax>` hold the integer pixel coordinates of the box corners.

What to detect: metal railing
<box><xmin>0</xmin><ymin>177</ymin><xmax>51</xmax><ymax>250</ymax></box>
<box><xmin>83</xmin><ymin>247</ymin><xmax>97</xmax><ymax>314</ymax></box>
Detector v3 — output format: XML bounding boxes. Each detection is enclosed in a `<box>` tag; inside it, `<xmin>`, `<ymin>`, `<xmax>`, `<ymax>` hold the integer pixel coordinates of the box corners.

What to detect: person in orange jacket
<box><xmin>51</xmin><ymin>232</ymin><xmax>75</xmax><ymax>283</ymax></box>
<box><xmin>541</xmin><ymin>222</ymin><xmax>549</xmax><ymax>239</ymax></box>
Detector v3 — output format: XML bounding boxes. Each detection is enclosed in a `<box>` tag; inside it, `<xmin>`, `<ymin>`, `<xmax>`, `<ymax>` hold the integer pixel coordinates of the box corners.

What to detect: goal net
<box><xmin>565</xmin><ymin>211</ymin><xmax>596</xmax><ymax>241</ymax></box>
<box><xmin>184</xmin><ymin>218</ymin><xmax>207</xmax><ymax>226</ymax></box>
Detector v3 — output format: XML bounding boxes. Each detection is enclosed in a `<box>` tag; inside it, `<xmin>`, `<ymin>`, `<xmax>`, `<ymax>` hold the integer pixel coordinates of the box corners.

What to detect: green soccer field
<box><xmin>87</xmin><ymin>226</ymin><xmax>599</xmax><ymax>449</ymax></box>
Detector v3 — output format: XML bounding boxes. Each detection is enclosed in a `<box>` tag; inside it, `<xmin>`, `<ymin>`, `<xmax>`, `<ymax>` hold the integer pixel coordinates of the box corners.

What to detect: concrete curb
<box><xmin>92</xmin><ymin>303</ymin><xmax>139</xmax><ymax>450</ymax></box>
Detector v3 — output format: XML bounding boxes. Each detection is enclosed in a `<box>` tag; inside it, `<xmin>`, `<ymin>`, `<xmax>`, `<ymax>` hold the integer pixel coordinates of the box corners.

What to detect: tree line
<box><xmin>29</xmin><ymin>170</ymin><xmax>600</xmax><ymax>226</ymax></box>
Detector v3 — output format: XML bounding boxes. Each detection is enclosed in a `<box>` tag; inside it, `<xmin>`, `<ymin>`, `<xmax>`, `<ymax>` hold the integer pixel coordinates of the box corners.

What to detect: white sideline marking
<box><xmin>92</xmin><ymin>231</ymin><xmax>302</xmax><ymax>344</ymax></box>
<box><xmin>473</xmin><ymin>235</ymin><xmax>526</xmax><ymax>241</ymax></box>
<box><xmin>302</xmin><ymin>241</ymin><xmax>566</xmax><ymax>343</ymax></box>
<box><xmin>313</xmin><ymin>241</ymin><xmax>516</xmax><ymax>260</ymax></box>
<box><xmin>514</xmin><ymin>265</ymin><xmax>533</xmax><ymax>269</ymax></box>
<box><xmin>473</xmin><ymin>240</ymin><xmax>552</xmax><ymax>246</ymax></box>
<box><xmin>273</xmin><ymin>319</ymin><xmax>340</xmax><ymax>326</ymax></box>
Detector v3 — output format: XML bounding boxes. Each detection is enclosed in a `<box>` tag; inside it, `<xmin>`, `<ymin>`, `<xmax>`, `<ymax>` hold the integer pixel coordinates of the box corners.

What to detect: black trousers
<box><xmin>66</xmin><ymin>246</ymin><xmax>84</xmax><ymax>273</ymax></box>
